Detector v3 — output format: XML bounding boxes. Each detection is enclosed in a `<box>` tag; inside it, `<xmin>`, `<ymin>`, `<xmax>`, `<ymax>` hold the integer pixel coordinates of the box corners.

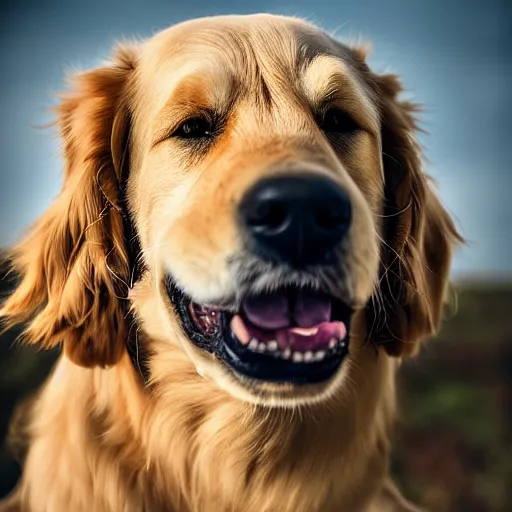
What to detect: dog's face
<box><xmin>128</xmin><ymin>16</ymin><xmax>382</xmax><ymax>404</ymax></box>
<box><xmin>1</xmin><ymin>15</ymin><xmax>460</xmax><ymax>407</ymax></box>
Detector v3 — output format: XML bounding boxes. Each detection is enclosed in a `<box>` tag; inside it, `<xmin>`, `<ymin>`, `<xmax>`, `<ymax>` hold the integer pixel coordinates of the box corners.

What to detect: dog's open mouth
<box><xmin>166</xmin><ymin>278</ymin><xmax>352</xmax><ymax>384</ymax></box>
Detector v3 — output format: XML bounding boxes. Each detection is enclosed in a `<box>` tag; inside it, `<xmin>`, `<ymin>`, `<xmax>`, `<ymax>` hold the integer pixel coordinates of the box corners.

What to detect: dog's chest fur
<box><xmin>12</xmin><ymin>351</ymin><xmax>395</xmax><ymax>512</ymax></box>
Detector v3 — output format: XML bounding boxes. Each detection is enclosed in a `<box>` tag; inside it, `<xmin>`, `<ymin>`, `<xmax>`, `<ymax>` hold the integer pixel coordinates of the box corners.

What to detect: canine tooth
<box><xmin>329</xmin><ymin>338</ymin><xmax>337</xmax><ymax>349</ymax></box>
<box><xmin>303</xmin><ymin>351</ymin><xmax>313</xmax><ymax>362</ymax></box>
<box><xmin>282</xmin><ymin>348</ymin><xmax>291</xmax><ymax>360</ymax></box>
<box><xmin>230</xmin><ymin>315</ymin><xmax>250</xmax><ymax>344</ymax></box>
<box><xmin>341</xmin><ymin>341</ymin><xmax>346</xmax><ymax>348</ymax></box>
<box><xmin>292</xmin><ymin>352</ymin><xmax>304</xmax><ymax>363</ymax></box>
<box><xmin>267</xmin><ymin>340</ymin><xmax>278</xmax><ymax>352</ymax></box>
<box><xmin>257</xmin><ymin>343</ymin><xmax>266</xmax><ymax>352</ymax></box>
<box><xmin>248</xmin><ymin>339</ymin><xmax>258</xmax><ymax>351</ymax></box>
<box><xmin>314</xmin><ymin>351</ymin><xmax>325</xmax><ymax>361</ymax></box>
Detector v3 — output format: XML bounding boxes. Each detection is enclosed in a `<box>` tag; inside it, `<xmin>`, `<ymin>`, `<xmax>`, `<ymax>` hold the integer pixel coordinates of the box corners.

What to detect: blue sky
<box><xmin>1</xmin><ymin>0</ymin><xmax>511</xmax><ymax>277</ymax></box>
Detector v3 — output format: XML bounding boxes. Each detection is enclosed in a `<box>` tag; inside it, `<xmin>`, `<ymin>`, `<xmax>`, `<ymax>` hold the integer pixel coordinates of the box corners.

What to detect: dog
<box><xmin>0</xmin><ymin>14</ymin><xmax>461</xmax><ymax>512</ymax></box>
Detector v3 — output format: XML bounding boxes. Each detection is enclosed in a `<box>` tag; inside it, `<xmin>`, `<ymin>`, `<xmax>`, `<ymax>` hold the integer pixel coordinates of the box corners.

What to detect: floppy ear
<box><xmin>0</xmin><ymin>45</ymin><xmax>138</xmax><ymax>367</ymax></box>
<box><xmin>367</xmin><ymin>73</ymin><xmax>463</xmax><ymax>357</ymax></box>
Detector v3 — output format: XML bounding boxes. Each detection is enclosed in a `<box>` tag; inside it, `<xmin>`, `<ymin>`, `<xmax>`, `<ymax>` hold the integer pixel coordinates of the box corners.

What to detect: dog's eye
<box><xmin>173</xmin><ymin>117</ymin><xmax>213</xmax><ymax>139</ymax></box>
<box><xmin>319</xmin><ymin>108</ymin><xmax>359</xmax><ymax>134</ymax></box>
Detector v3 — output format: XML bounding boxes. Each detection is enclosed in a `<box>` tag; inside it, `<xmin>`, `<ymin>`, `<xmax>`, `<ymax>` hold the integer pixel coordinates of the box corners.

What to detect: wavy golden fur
<box><xmin>0</xmin><ymin>14</ymin><xmax>461</xmax><ymax>512</ymax></box>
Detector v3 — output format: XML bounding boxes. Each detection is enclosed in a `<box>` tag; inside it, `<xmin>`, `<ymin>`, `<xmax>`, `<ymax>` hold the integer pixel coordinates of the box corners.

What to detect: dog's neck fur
<box><xmin>16</xmin><ymin>324</ymin><xmax>398</xmax><ymax>512</ymax></box>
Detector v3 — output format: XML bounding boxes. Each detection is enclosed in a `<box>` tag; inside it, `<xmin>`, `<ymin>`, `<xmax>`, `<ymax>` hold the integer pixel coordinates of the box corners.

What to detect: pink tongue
<box><xmin>293</xmin><ymin>288</ymin><xmax>332</xmax><ymax>327</ymax></box>
<box><xmin>243</xmin><ymin>288</ymin><xmax>331</xmax><ymax>330</ymax></box>
<box><xmin>279</xmin><ymin>322</ymin><xmax>346</xmax><ymax>352</ymax></box>
<box><xmin>242</xmin><ymin>289</ymin><xmax>290</xmax><ymax>329</ymax></box>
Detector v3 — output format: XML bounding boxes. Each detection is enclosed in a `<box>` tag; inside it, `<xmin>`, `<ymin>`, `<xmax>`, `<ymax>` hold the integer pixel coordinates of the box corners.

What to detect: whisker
<box><xmin>372</xmin><ymin>200</ymin><xmax>412</xmax><ymax>218</ymax></box>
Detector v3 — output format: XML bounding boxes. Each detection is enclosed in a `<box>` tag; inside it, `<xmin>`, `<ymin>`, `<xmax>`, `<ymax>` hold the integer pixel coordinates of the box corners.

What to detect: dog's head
<box><xmin>1</xmin><ymin>15</ymin><xmax>461</xmax><ymax>406</ymax></box>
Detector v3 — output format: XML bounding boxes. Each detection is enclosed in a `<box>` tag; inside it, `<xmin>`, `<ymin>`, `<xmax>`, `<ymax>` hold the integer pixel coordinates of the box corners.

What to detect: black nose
<box><xmin>239</xmin><ymin>174</ymin><xmax>352</xmax><ymax>265</ymax></box>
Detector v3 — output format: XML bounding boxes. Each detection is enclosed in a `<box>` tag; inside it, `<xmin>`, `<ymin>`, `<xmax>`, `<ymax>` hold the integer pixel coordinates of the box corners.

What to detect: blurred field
<box><xmin>393</xmin><ymin>281</ymin><xmax>512</xmax><ymax>511</ymax></box>
<box><xmin>1</xmin><ymin>279</ymin><xmax>510</xmax><ymax>510</ymax></box>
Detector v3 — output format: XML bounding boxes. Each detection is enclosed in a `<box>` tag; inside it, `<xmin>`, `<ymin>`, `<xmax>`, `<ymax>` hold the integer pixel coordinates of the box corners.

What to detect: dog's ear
<box><xmin>0</xmin><ymin>45</ymin><xmax>138</xmax><ymax>367</ymax></box>
<box><xmin>367</xmin><ymin>73</ymin><xmax>463</xmax><ymax>357</ymax></box>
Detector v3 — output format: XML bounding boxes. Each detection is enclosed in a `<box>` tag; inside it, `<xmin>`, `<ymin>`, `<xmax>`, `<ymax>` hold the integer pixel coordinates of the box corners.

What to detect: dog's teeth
<box><xmin>303</xmin><ymin>351</ymin><xmax>313</xmax><ymax>362</ymax></box>
<box><xmin>314</xmin><ymin>350</ymin><xmax>325</xmax><ymax>361</ymax></box>
<box><xmin>292</xmin><ymin>352</ymin><xmax>304</xmax><ymax>363</ymax></box>
<box><xmin>267</xmin><ymin>340</ymin><xmax>278</xmax><ymax>352</ymax></box>
<box><xmin>248</xmin><ymin>339</ymin><xmax>258</xmax><ymax>351</ymax></box>
<box><xmin>329</xmin><ymin>338</ymin><xmax>337</xmax><ymax>349</ymax></box>
<box><xmin>257</xmin><ymin>343</ymin><xmax>266</xmax><ymax>352</ymax></box>
<box><xmin>282</xmin><ymin>348</ymin><xmax>291</xmax><ymax>360</ymax></box>
<box><xmin>341</xmin><ymin>341</ymin><xmax>346</xmax><ymax>348</ymax></box>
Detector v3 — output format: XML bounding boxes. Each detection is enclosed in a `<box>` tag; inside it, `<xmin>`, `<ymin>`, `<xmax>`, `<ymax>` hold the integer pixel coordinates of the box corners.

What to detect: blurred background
<box><xmin>1</xmin><ymin>1</ymin><xmax>511</xmax><ymax>510</ymax></box>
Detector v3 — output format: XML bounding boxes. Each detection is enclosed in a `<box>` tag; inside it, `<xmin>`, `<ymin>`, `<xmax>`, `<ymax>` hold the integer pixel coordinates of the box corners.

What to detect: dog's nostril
<box><xmin>246</xmin><ymin>200</ymin><xmax>290</xmax><ymax>233</ymax></box>
<box><xmin>315</xmin><ymin>207</ymin><xmax>350</xmax><ymax>233</ymax></box>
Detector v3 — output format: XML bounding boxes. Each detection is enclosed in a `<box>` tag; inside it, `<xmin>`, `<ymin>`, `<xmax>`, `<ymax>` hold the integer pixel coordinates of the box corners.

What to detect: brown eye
<box><xmin>319</xmin><ymin>108</ymin><xmax>359</xmax><ymax>135</ymax></box>
<box><xmin>173</xmin><ymin>117</ymin><xmax>213</xmax><ymax>139</ymax></box>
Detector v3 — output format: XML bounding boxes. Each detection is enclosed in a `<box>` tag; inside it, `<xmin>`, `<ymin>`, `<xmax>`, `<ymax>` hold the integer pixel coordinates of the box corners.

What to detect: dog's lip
<box><xmin>165</xmin><ymin>276</ymin><xmax>352</xmax><ymax>384</ymax></box>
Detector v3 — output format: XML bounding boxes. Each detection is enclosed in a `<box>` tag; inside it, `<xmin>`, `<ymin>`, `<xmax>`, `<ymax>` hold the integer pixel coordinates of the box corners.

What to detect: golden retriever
<box><xmin>0</xmin><ymin>14</ymin><xmax>461</xmax><ymax>512</ymax></box>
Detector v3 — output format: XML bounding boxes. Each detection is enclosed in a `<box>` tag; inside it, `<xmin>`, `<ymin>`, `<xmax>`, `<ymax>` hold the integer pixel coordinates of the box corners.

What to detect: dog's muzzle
<box><xmin>166</xmin><ymin>173</ymin><xmax>354</xmax><ymax>385</ymax></box>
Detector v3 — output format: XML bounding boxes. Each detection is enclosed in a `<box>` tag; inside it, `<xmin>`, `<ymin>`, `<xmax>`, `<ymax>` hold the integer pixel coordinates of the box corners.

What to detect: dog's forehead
<box><xmin>147</xmin><ymin>15</ymin><xmax>336</xmax><ymax>52</ymax></box>
<box><xmin>134</xmin><ymin>15</ymin><xmax>369</xmax><ymax>123</ymax></box>
<box><xmin>139</xmin><ymin>15</ymin><xmax>357</xmax><ymax>84</ymax></box>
